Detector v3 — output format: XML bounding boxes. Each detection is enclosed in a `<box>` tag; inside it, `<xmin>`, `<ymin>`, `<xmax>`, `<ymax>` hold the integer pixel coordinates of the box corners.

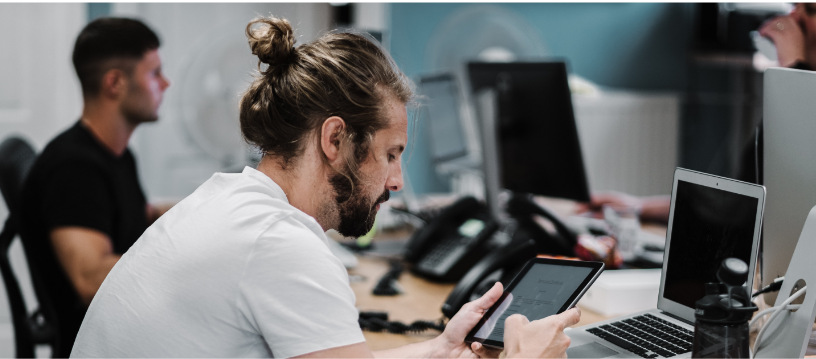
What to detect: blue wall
<box><xmin>87</xmin><ymin>3</ymin><xmax>112</xmax><ymax>22</ymax></box>
<box><xmin>389</xmin><ymin>3</ymin><xmax>696</xmax><ymax>194</ymax></box>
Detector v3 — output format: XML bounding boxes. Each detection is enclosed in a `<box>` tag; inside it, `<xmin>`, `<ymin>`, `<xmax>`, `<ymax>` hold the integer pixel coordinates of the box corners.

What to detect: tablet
<box><xmin>465</xmin><ymin>257</ymin><xmax>604</xmax><ymax>349</ymax></box>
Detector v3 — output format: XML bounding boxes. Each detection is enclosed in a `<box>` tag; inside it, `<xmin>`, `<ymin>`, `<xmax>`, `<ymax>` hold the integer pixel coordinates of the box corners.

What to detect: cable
<box><xmin>752</xmin><ymin>277</ymin><xmax>785</xmax><ymax>298</ymax></box>
<box><xmin>754</xmin><ymin>287</ymin><xmax>805</xmax><ymax>356</ymax></box>
<box><xmin>753</xmin><ymin>285</ymin><xmax>806</xmax><ymax>356</ymax></box>
<box><xmin>388</xmin><ymin>206</ymin><xmax>428</xmax><ymax>228</ymax></box>
<box><xmin>749</xmin><ymin>304</ymin><xmax>801</xmax><ymax>329</ymax></box>
<box><xmin>358</xmin><ymin>311</ymin><xmax>446</xmax><ymax>334</ymax></box>
<box><xmin>372</xmin><ymin>260</ymin><xmax>404</xmax><ymax>296</ymax></box>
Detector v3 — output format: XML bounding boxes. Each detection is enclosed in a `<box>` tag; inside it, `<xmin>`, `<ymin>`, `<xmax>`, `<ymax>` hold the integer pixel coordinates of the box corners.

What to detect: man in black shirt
<box><xmin>19</xmin><ymin>18</ymin><xmax>170</xmax><ymax>356</ymax></box>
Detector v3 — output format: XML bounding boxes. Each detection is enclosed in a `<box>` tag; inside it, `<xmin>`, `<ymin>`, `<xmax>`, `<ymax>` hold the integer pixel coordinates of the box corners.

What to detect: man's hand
<box><xmin>503</xmin><ymin>308</ymin><xmax>582</xmax><ymax>359</ymax></box>
<box><xmin>576</xmin><ymin>191</ymin><xmax>643</xmax><ymax>214</ymax></box>
<box><xmin>760</xmin><ymin>15</ymin><xmax>807</xmax><ymax>67</ymax></box>
<box><xmin>431</xmin><ymin>282</ymin><xmax>504</xmax><ymax>358</ymax></box>
<box><xmin>576</xmin><ymin>191</ymin><xmax>671</xmax><ymax>223</ymax></box>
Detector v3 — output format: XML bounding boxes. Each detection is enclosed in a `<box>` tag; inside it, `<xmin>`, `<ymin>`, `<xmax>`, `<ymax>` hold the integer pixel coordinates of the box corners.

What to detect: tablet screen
<box><xmin>469</xmin><ymin>260</ymin><xmax>602</xmax><ymax>345</ymax></box>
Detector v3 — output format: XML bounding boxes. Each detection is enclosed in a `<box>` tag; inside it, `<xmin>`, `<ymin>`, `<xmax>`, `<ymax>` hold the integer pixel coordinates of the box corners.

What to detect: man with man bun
<box><xmin>71</xmin><ymin>15</ymin><xmax>578</xmax><ymax>358</ymax></box>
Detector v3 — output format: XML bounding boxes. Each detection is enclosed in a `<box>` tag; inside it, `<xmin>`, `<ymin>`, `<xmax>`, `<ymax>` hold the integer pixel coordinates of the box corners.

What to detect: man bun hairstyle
<box><xmin>72</xmin><ymin>17</ymin><xmax>160</xmax><ymax>97</ymax></box>
<box><xmin>247</xmin><ymin>17</ymin><xmax>296</xmax><ymax>67</ymax></box>
<box><xmin>240</xmin><ymin>15</ymin><xmax>413</xmax><ymax>180</ymax></box>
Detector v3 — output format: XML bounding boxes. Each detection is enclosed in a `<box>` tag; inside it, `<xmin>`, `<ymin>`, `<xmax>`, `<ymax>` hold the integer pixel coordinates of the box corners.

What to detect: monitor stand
<box><xmin>755</xmin><ymin>205</ymin><xmax>816</xmax><ymax>358</ymax></box>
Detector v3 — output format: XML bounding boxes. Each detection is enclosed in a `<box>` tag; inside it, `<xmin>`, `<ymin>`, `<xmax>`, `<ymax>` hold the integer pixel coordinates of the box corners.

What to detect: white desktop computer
<box><xmin>762</xmin><ymin>67</ymin><xmax>816</xmax><ymax>305</ymax></box>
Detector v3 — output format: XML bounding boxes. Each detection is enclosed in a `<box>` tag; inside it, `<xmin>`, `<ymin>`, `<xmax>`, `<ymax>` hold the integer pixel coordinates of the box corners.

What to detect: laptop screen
<box><xmin>662</xmin><ymin>180</ymin><xmax>759</xmax><ymax>309</ymax></box>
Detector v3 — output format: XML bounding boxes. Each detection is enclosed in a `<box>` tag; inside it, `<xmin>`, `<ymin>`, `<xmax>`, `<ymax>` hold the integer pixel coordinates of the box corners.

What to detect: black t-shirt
<box><xmin>19</xmin><ymin>120</ymin><xmax>147</xmax><ymax>356</ymax></box>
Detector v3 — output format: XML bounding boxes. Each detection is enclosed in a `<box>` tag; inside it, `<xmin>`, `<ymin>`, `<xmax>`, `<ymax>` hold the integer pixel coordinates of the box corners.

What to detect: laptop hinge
<box><xmin>661</xmin><ymin>311</ymin><xmax>694</xmax><ymax>326</ymax></box>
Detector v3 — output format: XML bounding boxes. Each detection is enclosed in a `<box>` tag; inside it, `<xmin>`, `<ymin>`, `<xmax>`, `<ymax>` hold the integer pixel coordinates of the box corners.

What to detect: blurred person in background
<box><xmin>582</xmin><ymin>3</ymin><xmax>816</xmax><ymax>221</ymax></box>
<box><xmin>70</xmin><ymin>15</ymin><xmax>580</xmax><ymax>358</ymax></box>
<box><xmin>19</xmin><ymin>17</ymin><xmax>170</xmax><ymax>356</ymax></box>
<box><xmin>759</xmin><ymin>2</ymin><xmax>816</xmax><ymax>70</ymax></box>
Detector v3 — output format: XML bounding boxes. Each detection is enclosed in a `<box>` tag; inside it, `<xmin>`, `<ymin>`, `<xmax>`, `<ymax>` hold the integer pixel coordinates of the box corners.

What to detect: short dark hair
<box><xmin>72</xmin><ymin>17</ymin><xmax>160</xmax><ymax>97</ymax></box>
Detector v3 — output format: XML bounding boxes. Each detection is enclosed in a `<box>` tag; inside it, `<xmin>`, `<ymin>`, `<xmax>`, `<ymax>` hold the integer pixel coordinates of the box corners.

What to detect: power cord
<box><xmin>751</xmin><ymin>285</ymin><xmax>807</xmax><ymax>357</ymax></box>
<box><xmin>358</xmin><ymin>311</ymin><xmax>446</xmax><ymax>334</ymax></box>
<box><xmin>752</xmin><ymin>277</ymin><xmax>785</xmax><ymax>298</ymax></box>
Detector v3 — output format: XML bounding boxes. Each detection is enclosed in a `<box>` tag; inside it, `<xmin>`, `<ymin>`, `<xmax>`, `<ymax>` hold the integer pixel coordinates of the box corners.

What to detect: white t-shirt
<box><xmin>71</xmin><ymin>167</ymin><xmax>365</xmax><ymax>358</ymax></box>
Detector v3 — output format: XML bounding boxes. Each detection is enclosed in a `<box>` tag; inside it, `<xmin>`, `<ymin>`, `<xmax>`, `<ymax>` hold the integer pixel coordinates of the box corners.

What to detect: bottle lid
<box><xmin>696</xmin><ymin>259</ymin><xmax>757</xmax><ymax>324</ymax></box>
<box><xmin>717</xmin><ymin>258</ymin><xmax>749</xmax><ymax>286</ymax></box>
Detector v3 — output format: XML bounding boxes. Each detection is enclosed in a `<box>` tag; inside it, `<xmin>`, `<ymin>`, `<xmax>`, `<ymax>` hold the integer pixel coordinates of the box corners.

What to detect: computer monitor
<box><xmin>762</xmin><ymin>67</ymin><xmax>816</xmax><ymax>304</ymax></box>
<box><xmin>418</xmin><ymin>74</ymin><xmax>470</xmax><ymax>164</ymax></box>
<box><xmin>467</xmin><ymin>62</ymin><xmax>590</xmax><ymax>202</ymax></box>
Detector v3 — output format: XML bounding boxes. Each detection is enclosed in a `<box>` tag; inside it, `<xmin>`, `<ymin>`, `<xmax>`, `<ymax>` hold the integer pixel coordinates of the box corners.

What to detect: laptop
<box><xmin>566</xmin><ymin>168</ymin><xmax>766</xmax><ymax>358</ymax></box>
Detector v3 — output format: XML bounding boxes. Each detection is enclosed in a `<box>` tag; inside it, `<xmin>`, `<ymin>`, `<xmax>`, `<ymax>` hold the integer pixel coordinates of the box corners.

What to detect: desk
<box><xmin>349</xmin><ymin>198</ymin><xmax>668</xmax><ymax>351</ymax></box>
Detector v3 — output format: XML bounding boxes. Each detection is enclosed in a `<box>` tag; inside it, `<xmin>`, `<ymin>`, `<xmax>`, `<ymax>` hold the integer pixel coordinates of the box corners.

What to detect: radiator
<box><xmin>572</xmin><ymin>91</ymin><xmax>679</xmax><ymax>197</ymax></box>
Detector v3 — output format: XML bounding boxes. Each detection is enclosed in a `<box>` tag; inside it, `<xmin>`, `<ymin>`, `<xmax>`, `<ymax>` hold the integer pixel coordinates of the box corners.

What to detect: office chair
<box><xmin>0</xmin><ymin>136</ymin><xmax>55</xmax><ymax>357</ymax></box>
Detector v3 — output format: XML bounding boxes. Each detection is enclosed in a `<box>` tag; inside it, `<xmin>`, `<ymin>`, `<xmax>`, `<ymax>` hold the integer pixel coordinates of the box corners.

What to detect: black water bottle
<box><xmin>691</xmin><ymin>258</ymin><xmax>758</xmax><ymax>358</ymax></box>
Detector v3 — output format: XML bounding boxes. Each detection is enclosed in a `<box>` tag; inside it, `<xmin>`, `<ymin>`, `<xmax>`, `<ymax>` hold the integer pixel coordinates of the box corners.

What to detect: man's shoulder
<box><xmin>260</xmin><ymin>210</ymin><xmax>325</xmax><ymax>241</ymax></box>
<box><xmin>32</xmin><ymin>125</ymin><xmax>108</xmax><ymax>175</ymax></box>
<box><xmin>169</xmin><ymin>172</ymin><xmax>314</xmax><ymax>233</ymax></box>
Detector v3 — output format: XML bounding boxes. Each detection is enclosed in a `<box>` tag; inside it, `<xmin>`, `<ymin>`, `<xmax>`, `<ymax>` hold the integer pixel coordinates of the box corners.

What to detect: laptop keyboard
<box><xmin>585</xmin><ymin>314</ymin><xmax>694</xmax><ymax>358</ymax></box>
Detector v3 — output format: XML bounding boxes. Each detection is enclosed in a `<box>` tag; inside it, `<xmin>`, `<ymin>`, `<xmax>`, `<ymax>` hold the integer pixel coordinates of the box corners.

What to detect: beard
<box><xmin>329</xmin><ymin>172</ymin><xmax>390</xmax><ymax>238</ymax></box>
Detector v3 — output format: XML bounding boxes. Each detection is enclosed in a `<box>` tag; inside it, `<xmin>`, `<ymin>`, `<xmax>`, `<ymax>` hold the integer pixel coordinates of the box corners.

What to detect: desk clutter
<box><xmin>347</xmin><ymin>162</ymin><xmax>816</xmax><ymax>358</ymax></box>
<box><xmin>350</xmin><ymin>205</ymin><xmax>816</xmax><ymax>357</ymax></box>
<box><xmin>352</xmin><ymin>64</ymin><xmax>816</xmax><ymax>356</ymax></box>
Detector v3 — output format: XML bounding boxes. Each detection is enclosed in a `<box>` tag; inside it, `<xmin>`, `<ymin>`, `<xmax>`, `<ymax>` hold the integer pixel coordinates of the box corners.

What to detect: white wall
<box><xmin>574</xmin><ymin>91</ymin><xmax>679</xmax><ymax>197</ymax></box>
<box><xmin>114</xmin><ymin>3</ymin><xmax>332</xmax><ymax>201</ymax></box>
<box><xmin>0</xmin><ymin>3</ymin><xmax>84</xmax><ymax>151</ymax></box>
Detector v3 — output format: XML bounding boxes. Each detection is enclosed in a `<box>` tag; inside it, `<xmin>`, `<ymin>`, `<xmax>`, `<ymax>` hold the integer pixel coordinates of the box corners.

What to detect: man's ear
<box><xmin>100</xmin><ymin>68</ymin><xmax>128</xmax><ymax>100</ymax></box>
<box><xmin>320</xmin><ymin>116</ymin><xmax>346</xmax><ymax>163</ymax></box>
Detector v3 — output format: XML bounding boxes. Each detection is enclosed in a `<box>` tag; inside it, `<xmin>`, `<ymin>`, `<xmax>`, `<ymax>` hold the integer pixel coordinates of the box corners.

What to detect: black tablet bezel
<box><xmin>464</xmin><ymin>257</ymin><xmax>605</xmax><ymax>349</ymax></box>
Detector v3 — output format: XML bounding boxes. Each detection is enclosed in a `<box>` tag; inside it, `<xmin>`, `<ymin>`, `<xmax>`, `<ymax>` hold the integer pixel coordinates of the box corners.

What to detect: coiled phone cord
<box><xmin>372</xmin><ymin>260</ymin><xmax>404</xmax><ymax>296</ymax></box>
<box><xmin>358</xmin><ymin>311</ymin><xmax>446</xmax><ymax>334</ymax></box>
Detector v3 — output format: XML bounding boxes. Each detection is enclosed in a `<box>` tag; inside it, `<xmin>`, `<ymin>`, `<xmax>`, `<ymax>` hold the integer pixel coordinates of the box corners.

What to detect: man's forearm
<box><xmin>373</xmin><ymin>336</ymin><xmax>449</xmax><ymax>358</ymax></box>
<box><xmin>51</xmin><ymin>227</ymin><xmax>122</xmax><ymax>306</ymax></box>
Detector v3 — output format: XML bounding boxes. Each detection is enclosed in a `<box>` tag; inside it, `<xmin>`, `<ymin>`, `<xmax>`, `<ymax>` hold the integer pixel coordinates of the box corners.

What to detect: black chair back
<box><xmin>0</xmin><ymin>136</ymin><xmax>53</xmax><ymax>357</ymax></box>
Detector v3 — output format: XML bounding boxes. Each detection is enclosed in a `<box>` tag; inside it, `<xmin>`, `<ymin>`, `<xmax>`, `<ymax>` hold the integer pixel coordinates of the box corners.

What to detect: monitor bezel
<box><xmin>657</xmin><ymin>167</ymin><xmax>766</xmax><ymax>322</ymax></box>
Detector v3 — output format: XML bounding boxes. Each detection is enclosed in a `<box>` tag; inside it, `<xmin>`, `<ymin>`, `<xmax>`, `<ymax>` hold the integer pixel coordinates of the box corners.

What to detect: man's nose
<box><xmin>387</xmin><ymin>173</ymin><xmax>403</xmax><ymax>192</ymax></box>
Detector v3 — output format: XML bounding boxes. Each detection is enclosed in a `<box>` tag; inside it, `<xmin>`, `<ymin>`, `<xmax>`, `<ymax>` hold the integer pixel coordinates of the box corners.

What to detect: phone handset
<box><xmin>506</xmin><ymin>192</ymin><xmax>577</xmax><ymax>256</ymax></box>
